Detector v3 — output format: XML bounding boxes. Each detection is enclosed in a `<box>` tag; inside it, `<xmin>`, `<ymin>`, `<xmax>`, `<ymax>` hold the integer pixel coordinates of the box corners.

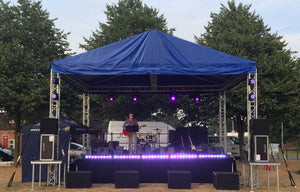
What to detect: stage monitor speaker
<box><xmin>251</xmin><ymin>135</ymin><xmax>269</xmax><ymax>162</ymax></box>
<box><xmin>115</xmin><ymin>170</ymin><xmax>139</xmax><ymax>188</ymax></box>
<box><xmin>250</xmin><ymin>119</ymin><xmax>269</xmax><ymax>135</ymax></box>
<box><xmin>168</xmin><ymin>170</ymin><xmax>191</xmax><ymax>189</ymax></box>
<box><xmin>40</xmin><ymin>118</ymin><xmax>58</xmax><ymax>134</ymax></box>
<box><xmin>40</xmin><ymin>134</ymin><xmax>56</xmax><ymax>160</ymax></box>
<box><xmin>66</xmin><ymin>171</ymin><xmax>92</xmax><ymax>188</ymax></box>
<box><xmin>213</xmin><ymin>172</ymin><xmax>239</xmax><ymax>190</ymax></box>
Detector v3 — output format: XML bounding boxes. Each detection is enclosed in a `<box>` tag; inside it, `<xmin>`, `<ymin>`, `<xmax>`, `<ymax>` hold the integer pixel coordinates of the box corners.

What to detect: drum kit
<box><xmin>137</xmin><ymin>128</ymin><xmax>161</xmax><ymax>152</ymax></box>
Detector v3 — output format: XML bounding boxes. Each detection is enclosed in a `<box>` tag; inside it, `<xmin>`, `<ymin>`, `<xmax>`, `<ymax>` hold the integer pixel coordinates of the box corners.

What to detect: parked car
<box><xmin>208</xmin><ymin>135</ymin><xmax>248</xmax><ymax>158</ymax></box>
<box><xmin>0</xmin><ymin>147</ymin><xmax>14</xmax><ymax>161</ymax></box>
<box><xmin>69</xmin><ymin>142</ymin><xmax>86</xmax><ymax>156</ymax></box>
<box><xmin>69</xmin><ymin>142</ymin><xmax>86</xmax><ymax>164</ymax></box>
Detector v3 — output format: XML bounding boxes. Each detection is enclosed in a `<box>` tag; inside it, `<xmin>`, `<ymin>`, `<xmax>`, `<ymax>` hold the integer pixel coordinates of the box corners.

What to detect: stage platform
<box><xmin>76</xmin><ymin>154</ymin><xmax>236</xmax><ymax>183</ymax></box>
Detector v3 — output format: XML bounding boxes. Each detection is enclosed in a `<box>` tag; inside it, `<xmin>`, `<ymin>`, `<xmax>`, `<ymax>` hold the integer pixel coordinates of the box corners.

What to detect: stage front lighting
<box><xmin>52</xmin><ymin>93</ymin><xmax>58</xmax><ymax>100</ymax></box>
<box><xmin>249</xmin><ymin>93</ymin><xmax>255</xmax><ymax>101</ymax></box>
<box><xmin>194</xmin><ymin>96</ymin><xmax>200</xmax><ymax>102</ymax></box>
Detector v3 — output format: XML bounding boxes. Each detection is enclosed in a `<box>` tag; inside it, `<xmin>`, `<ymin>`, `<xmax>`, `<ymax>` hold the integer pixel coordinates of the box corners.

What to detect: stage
<box><xmin>76</xmin><ymin>154</ymin><xmax>236</xmax><ymax>183</ymax></box>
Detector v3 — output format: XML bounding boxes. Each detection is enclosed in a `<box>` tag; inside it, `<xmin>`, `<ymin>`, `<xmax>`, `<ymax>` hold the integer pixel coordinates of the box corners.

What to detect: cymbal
<box><xmin>153</xmin><ymin>128</ymin><xmax>161</xmax><ymax>131</ymax></box>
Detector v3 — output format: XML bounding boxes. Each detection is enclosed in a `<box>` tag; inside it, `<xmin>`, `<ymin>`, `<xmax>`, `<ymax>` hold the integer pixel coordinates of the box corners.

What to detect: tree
<box><xmin>195</xmin><ymin>0</ymin><xmax>300</xmax><ymax>160</ymax></box>
<box><xmin>80</xmin><ymin>0</ymin><xmax>174</xmax><ymax>51</ymax></box>
<box><xmin>78</xmin><ymin>0</ymin><xmax>180</xmax><ymax>126</ymax></box>
<box><xmin>0</xmin><ymin>0</ymin><xmax>70</xmax><ymax>162</ymax></box>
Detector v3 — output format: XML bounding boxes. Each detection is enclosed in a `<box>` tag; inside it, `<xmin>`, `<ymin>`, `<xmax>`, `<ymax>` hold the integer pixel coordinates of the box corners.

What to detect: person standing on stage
<box><xmin>123</xmin><ymin>112</ymin><xmax>139</xmax><ymax>154</ymax></box>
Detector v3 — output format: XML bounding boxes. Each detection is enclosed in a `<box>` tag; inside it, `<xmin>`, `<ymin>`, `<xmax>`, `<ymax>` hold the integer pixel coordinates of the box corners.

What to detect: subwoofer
<box><xmin>213</xmin><ymin>171</ymin><xmax>239</xmax><ymax>190</ymax></box>
<box><xmin>66</xmin><ymin>171</ymin><xmax>92</xmax><ymax>188</ymax></box>
<box><xmin>168</xmin><ymin>170</ymin><xmax>191</xmax><ymax>189</ymax></box>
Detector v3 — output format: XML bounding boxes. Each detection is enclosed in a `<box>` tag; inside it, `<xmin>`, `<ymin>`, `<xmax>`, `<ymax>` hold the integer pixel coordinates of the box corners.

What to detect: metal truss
<box><xmin>82</xmin><ymin>93</ymin><xmax>90</xmax><ymax>148</ymax></box>
<box><xmin>219</xmin><ymin>91</ymin><xmax>227</xmax><ymax>153</ymax></box>
<box><xmin>247</xmin><ymin>73</ymin><xmax>258</xmax><ymax>161</ymax></box>
<box><xmin>47</xmin><ymin>164</ymin><xmax>58</xmax><ymax>186</ymax></box>
<box><xmin>49</xmin><ymin>70</ymin><xmax>60</xmax><ymax>119</ymax></box>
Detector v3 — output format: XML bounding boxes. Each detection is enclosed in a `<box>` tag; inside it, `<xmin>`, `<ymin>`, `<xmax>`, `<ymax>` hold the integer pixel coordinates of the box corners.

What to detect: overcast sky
<box><xmin>5</xmin><ymin>0</ymin><xmax>300</xmax><ymax>58</ymax></box>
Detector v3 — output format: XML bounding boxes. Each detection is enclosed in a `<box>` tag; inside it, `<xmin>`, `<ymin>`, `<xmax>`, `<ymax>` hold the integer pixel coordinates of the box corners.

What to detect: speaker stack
<box><xmin>250</xmin><ymin>119</ymin><xmax>269</xmax><ymax>162</ymax></box>
<box><xmin>40</xmin><ymin>118</ymin><xmax>58</xmax><ymax>160</ymax></box>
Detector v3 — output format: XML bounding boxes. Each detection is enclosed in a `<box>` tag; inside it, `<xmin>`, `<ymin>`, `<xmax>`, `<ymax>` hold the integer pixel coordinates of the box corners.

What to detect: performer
<box><xmin>123</xmin><ymin>112</ymin><xmax>140</xmax><ymax>154</ymax></box>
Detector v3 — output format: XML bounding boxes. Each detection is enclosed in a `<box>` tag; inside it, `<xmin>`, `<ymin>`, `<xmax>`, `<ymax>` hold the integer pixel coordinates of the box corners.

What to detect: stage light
<box><xmin>249</xmin><ymin>78</ymin><xmax>255</xmax><ymax>86</ymax></box>
<box><xmin>52</xmin><ymin>78</ymin><xmax>59</xmax><ymax>84</ymax></box>
<box><xmin>169</xmin><ymin>94</ymin><xmax>177</xmax><ymax>102</ymax></box>
<box><xmin>249</xmin><ymin>93</ymin><xmax>255</xmax><ymax>101</ymax></box>
<box><xmin>52</xmin><ymin>93</ymin><xmax>58</xmax><ymax>100</ymax></box>
<box><xmin>194</xmin><ymin>96</ymin><xmax>200</xmax><ymax>102</ymax></box>
<box><xmin>132</xmin><ymin>96</ymin><xmax>138</xmax><ymax>102</ymax></box>
<box><xmin>109</xmin><ymin>96</ymin><xmax>115</xmax><ymax>102</ymax></box>
<box><xmin>85</xmin><ymin>154</ymin><xmax>227</xmax><ymax>160</ymax></box>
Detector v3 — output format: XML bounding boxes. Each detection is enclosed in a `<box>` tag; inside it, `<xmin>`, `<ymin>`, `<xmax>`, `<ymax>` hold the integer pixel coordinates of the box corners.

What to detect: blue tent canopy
<box><xmin>51</xmin><ymin>30</ymin><xmax>256</xmax><ymax>93</ymax></box>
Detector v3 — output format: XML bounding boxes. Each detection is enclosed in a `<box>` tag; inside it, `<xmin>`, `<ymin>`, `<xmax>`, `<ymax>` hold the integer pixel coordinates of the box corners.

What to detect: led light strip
<box><xmin>85</xmin><ymin>154</ymin><xmax>226</xmax><ymax>160</ymax></box>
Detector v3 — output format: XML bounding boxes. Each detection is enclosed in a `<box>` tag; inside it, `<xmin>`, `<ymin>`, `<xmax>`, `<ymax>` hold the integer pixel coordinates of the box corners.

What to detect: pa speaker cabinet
<box><xmin>40</xmin><ymin>118</ymin><xmax>58</xmax><ymax>134</ymax></box>
<box><xmin>40</xmin><ymin>134</ymin><xmax>57</xmax><ymax>160</ymax></box>
<box><xmin>213</xmin><ymin>172</ymin><xmax>239</xmax><ymax>190</ymax></box>
<box><xmin>66</xmin><ymin>171</ymin><xmax>92</xmax><ymax>188</ymax></box>
<box><xmin>253</xmin><ymin>135</ymin><xmax>269</xmax><ymax>162</ymax></box>
<box><xmin>250</xmin><ymin>119</ymin><xmax>269</xmax><ymax>135</ymax></box>
<box><xmin>168</xmin><ymin>170</ymin><xmax>191</xmax><ymax>189</ymax></box>
<box><xmin>115</xmin><ymin>170</ymin><xmax>139</xmax><ymax>188</ymax></box>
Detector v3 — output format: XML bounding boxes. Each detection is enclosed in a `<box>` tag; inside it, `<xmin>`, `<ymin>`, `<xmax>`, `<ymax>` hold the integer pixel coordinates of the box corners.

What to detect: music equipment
<box><xmin>40</xmin><ymin>134</ymin><xmax>56</xmax><ymax>160</ymax></box>
<box><xmin>213</xmin><ymin>172</ymin><xmax>239</xmax><ymax>190</ymax></box>
<box><xmin>66</xmin><ymin>171</ymin><xmax>92</xmax><ymax>188</ymax></box>
<box><xmin>168</xmin><ymin>170</ymin><xmax>191</xmax><ymax>189</ymax></box>
<box><xmin>115</xmin><ymin>170</ymin><xmax>139</xmax><ymax>188</ymax></box>
<box><xmin>40</xmin><ymin>118</ymin><xmax>58</xmax><ymax>134</ymax></box>
<box><xmin>251</xmin><ymin>135</ymin><xmax>269</xmax><ymax>162</ymax></box>
<box><xmin>123</xmin><ymin>125</ymin><xmax>146</xmax><ymax>136</ymax></box>
<box><xmin>250</xmin><ymin>119</ymin><xmax>269</xmax><ymax>135</ymax></box>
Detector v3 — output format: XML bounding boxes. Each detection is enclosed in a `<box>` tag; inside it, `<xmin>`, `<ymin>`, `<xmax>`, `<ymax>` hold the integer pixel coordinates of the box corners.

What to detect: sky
<box><xmin>5</xmin><ymin>0</ymin><xmax>300</xmax><ymax>58</ymax></box>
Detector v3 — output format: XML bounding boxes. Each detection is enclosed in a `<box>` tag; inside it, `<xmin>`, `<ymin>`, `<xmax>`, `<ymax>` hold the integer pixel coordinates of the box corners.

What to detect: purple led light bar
<box><xmin>85</xmin><ymin>155</ymin><xmax>112</xmax><ymax>159</ymax></box>
<box><xmin>85</xmin><ymin>154</ymin><xmax>226</xmax><ymax>160</ymax></box>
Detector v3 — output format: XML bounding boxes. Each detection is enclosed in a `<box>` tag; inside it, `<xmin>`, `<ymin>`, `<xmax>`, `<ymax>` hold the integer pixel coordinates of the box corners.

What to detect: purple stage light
<box><xmin>132</xmin><ymin>97</ymin><xmax>138</xmax><ymax>102</ymax></box>
<box><xmin>109</xmin><ymin>97</ymin><xmax>114</xmax><ymax>102</ymax></box>
<box><xmin>249</xmin><ymin>93</ymin><xmax>255</xmax><ymax>101</ymax></box>
<box><xmin>170</xmin><ymin>95</ymin><xmax>176</xmax><ymax>101</ymax></box>
<box><xmin>52</xmin><ymin>93</ymin><xmax>58</xmax><ymax>100</ymax></box>
<box><xmin>52</xmin><ymin>78</ymin><xmax>59</xmax><ymax>84</ymax></box>
<box><xmin>85</xmin><ymin>155</ymin><xmax>112</xmax><ymax>159</ymax></box>
<box><xmin>195</xmin><ymin>97</ymin><xmax>200</xmax><ymax>102</ymax></box>
<box><xmin>85</xmin><ymin>154</ymin><xmax>227</xmax><ymax>160</ymax></box>
<box><xmin>249</xmin><ymin>78</ymin><xmax>255</xmax><ymax>85</ymax></box>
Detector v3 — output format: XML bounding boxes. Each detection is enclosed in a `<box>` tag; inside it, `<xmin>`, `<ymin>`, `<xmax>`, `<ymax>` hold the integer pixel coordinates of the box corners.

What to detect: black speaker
<box><xmin>168</xmin><ymin>170</ymin><xmax>191</xmax><ymax>189</ymax></box>
<box><xmin>40</xmin><ymin>134</ymin><xmax>56</xmax><ymax>160</ymax></box>
<box><xmin>66</xmin><ymin>171</ymin><xmax>92</xmax><ymax>188</ymax></box>
<box><xmin>213</xmin><ymin>172</ymin><xmax>239</xmax><ymax>190</ymax></box>
<box><xmin>40</xmin><ymin>118</ymin><xmax>58</xmax><ymax>134</ymax></box>
<box><xmin>250</xmin><ymin>119</ymin><xmax>269</xmax><ymax>135</ymax></box>
<box><xmin>115</xmin><ymin>171</ymin><xmax>139</xmax><ymax>188</ymax></box>
<box><xmin>251</xmin><ymin>135</ymin><xmax>269</xmax><ymax>162</ymax></box>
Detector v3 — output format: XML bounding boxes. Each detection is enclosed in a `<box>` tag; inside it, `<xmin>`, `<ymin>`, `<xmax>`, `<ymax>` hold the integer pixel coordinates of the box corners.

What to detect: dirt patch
<box><xmin>0</xmin><ymin>159</ymin><xmax>300</xmax><ymax>191</ymax></box>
